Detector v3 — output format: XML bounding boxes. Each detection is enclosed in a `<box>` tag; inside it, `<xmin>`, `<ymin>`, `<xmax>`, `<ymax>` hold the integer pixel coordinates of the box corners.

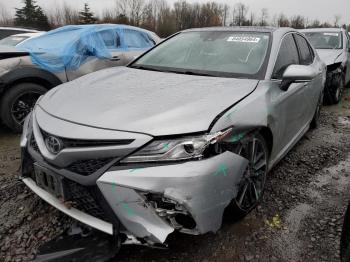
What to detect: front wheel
<box><xmin>228</xmin><ymin>133</ymin><xmax>269</xmax><ymax>218</ymax></box>
<box><xmin>310</xmin><ymin>90</ymin><xmax>323</xmax><ymax>129</ymax></box>
<box><xmin>324</xmin><ymin>73</ymin><xmax>344</xmax><ymax>105</ymax></box>
<box><xmin>0</xmin><ymin>83</ymin><xmax>47</xmax><ymax>133</ymax></box>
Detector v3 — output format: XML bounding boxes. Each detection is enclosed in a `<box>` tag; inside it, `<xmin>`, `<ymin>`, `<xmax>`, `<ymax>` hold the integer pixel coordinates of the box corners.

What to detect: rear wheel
<box><xmin>0</xmin><ymin>83</ymin><xmax>46</xmax><ymax>133</ymax></box>
<box><xmin>228</xmin><ymin>133</ymin><xmax>269</xmax><ymax>218</ymax></box>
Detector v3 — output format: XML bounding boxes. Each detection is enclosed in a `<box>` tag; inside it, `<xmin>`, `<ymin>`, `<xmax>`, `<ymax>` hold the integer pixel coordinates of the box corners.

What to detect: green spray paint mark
<box><xmin>213</xmin><ymin>163</ymin><xmax>228</xmax><ymax>177</ymax></box>
<box><xmin>129</xmin><ymin>167</ymin><xmax>144</xmax><ymax>173</ymax></box>
<box><xmin>229</xmin><ymin>132</ymin><xmax>245</xmax><ymax>142</ymax></box>
<box><xmin>111</xmin><ymin>183</ymin><xmax>135</xmax><ymax>216</ymax></box>
<box><xmin>163</xmin><ymin>142</ymin><xmax>170</xmax><ymax>150</ymax></box>
<box><xmin>121</xmin><ymin>203</ymin><xmax>135</xmax><ymax>215</ymax></box>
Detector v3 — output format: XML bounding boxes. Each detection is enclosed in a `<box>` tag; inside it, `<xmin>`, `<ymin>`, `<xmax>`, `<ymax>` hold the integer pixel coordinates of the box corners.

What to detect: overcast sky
<box><xmin>2</xmin><ymin>0</ymin><xmax>350</xmax><ymax>25</ymax></box>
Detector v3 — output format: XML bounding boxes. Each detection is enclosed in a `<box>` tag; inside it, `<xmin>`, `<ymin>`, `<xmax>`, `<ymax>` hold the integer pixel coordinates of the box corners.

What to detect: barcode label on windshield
<box><xmin>227</xmin><ymin>36</ymin><xmax>260</xmax><ymax>43</ymax></box>
<box><xmin>323</xmin><ymin>33</ymin><xmax>339</xmax><ymax>36</ymax></box>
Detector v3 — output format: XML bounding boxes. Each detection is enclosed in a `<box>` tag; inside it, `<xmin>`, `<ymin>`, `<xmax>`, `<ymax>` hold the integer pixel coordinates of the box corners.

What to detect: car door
<box><xmin>294</xmin><ymin>33</ymin><xmax>323</xmax><ymax>118</ymax></box>
<box><xmin>344</xmin><ymin>32</ymin><xmax>350</xmax><ymax>84</ymax></box>
<box><xmin>269</xmin><ymin>33</ymin><xmax>311</xmax><ymax>155</ymax></box>
<box><xmin>66</xmin><ymin>29</ymin><xmax>126</xmax><ymax>81</ymax></box>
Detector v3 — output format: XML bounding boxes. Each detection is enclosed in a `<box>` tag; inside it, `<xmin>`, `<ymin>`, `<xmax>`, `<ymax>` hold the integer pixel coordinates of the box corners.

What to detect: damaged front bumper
<box><xmin>20</xmin><ymin>110</ymin><xmax>249</xmax><ymax>246</ymax></box>
<box><xmin>97</xmin><ymin>151</ymin><xmax>248</xmax><ymax>243</ymax></box>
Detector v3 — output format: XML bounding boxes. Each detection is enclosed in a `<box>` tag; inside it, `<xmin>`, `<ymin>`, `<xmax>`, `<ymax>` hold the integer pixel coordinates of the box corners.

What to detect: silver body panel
<box><xmin>97</xmin><ymin>151</ymin><xmax>248</xmax><ymax>243</ymax></box>
<box><xmin>20</xmin><ymin>27</ymin><xmax>326</xmax><ymax>245</ymax></box>
<box><xmin>39</xmin><ymin>67</ymin><xmax>259</xmax><ymax>136</ymax></box>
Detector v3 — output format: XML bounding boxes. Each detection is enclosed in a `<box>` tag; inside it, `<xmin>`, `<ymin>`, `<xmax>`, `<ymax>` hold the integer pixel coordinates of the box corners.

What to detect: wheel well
<box><xmin>10</xmin><ymin>77</ymin><xmax>53</xmax><ymax>89</ymax></box>
<box><xmin>259</xmin><ymin>127</ymin><xmax>273</xmax><ymax>156</ymax></box>
<box><xmin>0</xmin><ymin>77</ymin><xmax>53</xmax><ymax>98</ymax></box>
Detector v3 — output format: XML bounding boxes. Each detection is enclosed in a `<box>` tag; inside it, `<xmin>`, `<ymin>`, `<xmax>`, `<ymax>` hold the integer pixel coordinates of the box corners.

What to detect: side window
<box><xmin>346</xmin><ymin>33</ymin><xmax>350</xmax><ymax>50</ymax></box>
<box><xmin>0</xmin><ymin>30</ymin><xmax>25</xmax><ymax>40</ymax></box>
<box><xmin>99</xmin><ymin>30</ymin><xmax>121</xmax><ymax>49</ymax></box>
<box><xmin>272</xmin><ymin>34</ymin><xmax>300</xmax><ymax>79</ymax></box>
<box><xmin>294</xmin><ymin>34</ymin><xmax>314</xmax><ymax>65</ymax></box>
<box><xmin>123</xmin><ymin>29</ymin><xmax>154</xmax><ymax>49</ymax></box>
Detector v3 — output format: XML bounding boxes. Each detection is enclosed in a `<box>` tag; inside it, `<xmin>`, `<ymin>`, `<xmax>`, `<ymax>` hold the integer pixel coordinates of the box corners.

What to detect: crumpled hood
<box><xmin>38</xmin><ymin>67</ymin><xmax>258</xmax><ymax>136</ymax></box>
<box><xmin>316</xmin><ymin>49</ymin><xmax>343</xmax><ymax>65</ymax></box>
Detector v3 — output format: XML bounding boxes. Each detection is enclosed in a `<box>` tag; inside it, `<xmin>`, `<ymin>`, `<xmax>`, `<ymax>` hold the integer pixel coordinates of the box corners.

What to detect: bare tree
<box><xmin>249</xmin><ymin>12</ymin><xmax>255</xmax><ymax>26</ymax></box>
<box><xmin>0</xmin><ymin>2</ymin><xmax>13</xmax><ymax>26</ymax></box>
<box><xmin>277</xmin><ymin>13</ymin><xmax>289</xmax><ymax>27</ymax></box>
<box><xmin>222</xmin><ymin>4</ymin><xmax>229</xmax><ymax>26</ymax></box>
<box><xmin>234</xmin><ymin>3</ymin><xmax>248</xmax><ymax>26</ymax></box>
<box><xmin>309</xmin><ymin>19</ymin><xmax>321</xmax><ymax>28</ymax></box>
<box><xmin>290</xmin><ymin>15</ymin><xmax>305</xmax><ymax>29</ymax></box>
<box><xmin>259</xmin><ymin>8</ymin><xmax>268</xmax><ymax>26</ymax></box>
<box><xmin>334</xmin><ymin>15</ymin><xmax>341</xmax><ymax>27</ymax></box>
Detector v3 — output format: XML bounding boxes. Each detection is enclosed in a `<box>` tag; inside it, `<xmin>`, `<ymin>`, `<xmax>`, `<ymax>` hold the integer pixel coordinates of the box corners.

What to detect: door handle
<box><xmin>110</xmin><ymin>56</ymin><xmax>120</xmax><ymax>61</ymax></box>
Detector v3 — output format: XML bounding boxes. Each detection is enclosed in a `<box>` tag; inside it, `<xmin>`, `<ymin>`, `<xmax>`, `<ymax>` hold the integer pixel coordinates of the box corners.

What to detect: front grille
<box><xmin>41</xmin><ymin>130</ymin><xmax>134</xmax><ymax>148</ymax></box>
<box><xmin>66</xmin><ymin>158</ymin><xmax>114</xmax><ymax>176</ymax></box>
<box><xmin>30</xmin><ymin>135</ymin><xmax>40</xmax><ymax>153</ymax></box>
<box><xmin>65</xmin><ymin>180</ymin><xmax>110</xmax><ymax>222</ymax></box>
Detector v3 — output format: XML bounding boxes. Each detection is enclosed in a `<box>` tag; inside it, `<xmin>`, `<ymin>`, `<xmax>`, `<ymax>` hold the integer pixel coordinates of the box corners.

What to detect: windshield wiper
<box><xmin>131</xmin><ymin>65</ymin><xmax>217</xmax><ymax>77</ymax></box>
<box><xmin>180</xmin><ymin>71</ymin><xmax>217</xmax><ymax>77</ymax></box>
<box><xmin>131</xmin><ymin>65</ymin><xmax>164</xmax><ymax>72</ymax></box>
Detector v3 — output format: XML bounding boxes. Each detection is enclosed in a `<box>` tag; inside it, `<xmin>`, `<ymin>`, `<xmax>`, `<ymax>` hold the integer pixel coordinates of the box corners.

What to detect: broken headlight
<box><xmin>120</xmin><ymin>129</ymin><xmax>232</xmax><ymax>163</ymax></box>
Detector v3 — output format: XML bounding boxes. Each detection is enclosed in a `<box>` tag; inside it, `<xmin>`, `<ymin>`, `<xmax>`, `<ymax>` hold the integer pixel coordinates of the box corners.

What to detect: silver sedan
<box><xmin>20</xmin><ymin>27</ymin><xmax>326</xmax><ymax>257</ymax></box>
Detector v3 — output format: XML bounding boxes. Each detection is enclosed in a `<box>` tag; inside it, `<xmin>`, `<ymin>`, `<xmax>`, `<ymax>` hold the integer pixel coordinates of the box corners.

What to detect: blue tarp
<box><xmin>17</xmin><ymin>24</ymin><xmax>155</xmax><ymax>72</ymax></box>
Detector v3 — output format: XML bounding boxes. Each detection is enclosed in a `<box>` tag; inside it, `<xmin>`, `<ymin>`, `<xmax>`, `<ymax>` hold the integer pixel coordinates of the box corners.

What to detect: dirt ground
<box><xmin>1</xmin><ymin>89</ymin><xmax>350</xmax><ymax>262</ymax></box>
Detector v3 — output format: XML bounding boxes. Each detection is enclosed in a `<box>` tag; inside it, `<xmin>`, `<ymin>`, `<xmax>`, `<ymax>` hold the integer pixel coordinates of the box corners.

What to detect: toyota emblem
<box><xmin>45</xmin><ymin>136</ymin><xmax>63</xmax><ymax>154</ymax></box>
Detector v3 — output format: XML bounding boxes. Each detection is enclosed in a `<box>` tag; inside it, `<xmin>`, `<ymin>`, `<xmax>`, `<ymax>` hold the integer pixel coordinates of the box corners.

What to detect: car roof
<box><xmin>300</xmin><ymin>28</ymin><xmax>344</xmax><ymax>33</ymax></box>
<box><xmin>182</xmin><ymin>26</ymin><xmax>294</xmax><ymax>34</ymax></box>
<box><xmin>0</xmin><ymin>27</ymin><xmax>40</xmax><ymax>32</ymax></box>
<box><xmin>8</xmin><ymin>32</ymin><xmax>44</xmax><ymax>37</ymax></box>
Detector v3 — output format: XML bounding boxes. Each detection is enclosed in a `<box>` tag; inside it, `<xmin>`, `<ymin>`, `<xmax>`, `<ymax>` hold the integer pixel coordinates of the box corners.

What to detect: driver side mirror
<box><xmin>280</xmin><ymin>64</ymin><xmax>317</xmax><ymax>91</ymax></box>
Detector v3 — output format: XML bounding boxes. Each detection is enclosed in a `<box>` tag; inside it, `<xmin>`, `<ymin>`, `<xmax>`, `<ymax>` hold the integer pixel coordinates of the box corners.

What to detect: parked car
<box><xmin>20</xmin><ymin>27</ymin><xmax>326</xmax><ymax>259</ymax></box>
<box><xmin>0</xmin><ymin>24</ymin><xmax>160</xmax><ymax>132</ymax></box>
<box><xmin>0</xmin><ymin>27</ymin><xmax>40</xmax><ymax>40</ymax></box>
<box><xmin>0</xmin><ymin>32</ymin><xmax>44</xmax><ymax>46</ymax></box>
<box><xmin>301</xmin><ymin>28</ymin><xmax>350</xmax><ymax>104</ymax></box>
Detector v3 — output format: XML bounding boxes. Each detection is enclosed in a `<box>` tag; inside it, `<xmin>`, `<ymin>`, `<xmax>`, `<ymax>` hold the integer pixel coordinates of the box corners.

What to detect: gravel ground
<box><xmin>1</xmin><ymin>89</ymin><xmax>350</xmax><ymax>262</ymax></box>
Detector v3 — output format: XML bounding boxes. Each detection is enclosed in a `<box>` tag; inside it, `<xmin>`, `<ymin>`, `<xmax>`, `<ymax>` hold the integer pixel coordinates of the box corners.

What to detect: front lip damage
<box><xmin>97</xmin><ymin>151</ymin><xmax>249</xmax><ymax>244</ymax></box>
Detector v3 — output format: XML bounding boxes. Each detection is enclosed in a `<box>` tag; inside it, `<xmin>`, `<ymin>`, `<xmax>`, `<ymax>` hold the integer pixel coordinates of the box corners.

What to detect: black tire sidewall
<box><xmin>0</xmin><ymin>83</ymin><xmax>47</xmax><ymax>133</ymax></box>
<box><xmin>325</xmin><ymin>72</ymin><xmax>344</xmax><ymax>105</ymax></box>
<box><xmin>310</xmin><ymin>91</ymin><xmax>323</xmax><ymax>129</ymax></box>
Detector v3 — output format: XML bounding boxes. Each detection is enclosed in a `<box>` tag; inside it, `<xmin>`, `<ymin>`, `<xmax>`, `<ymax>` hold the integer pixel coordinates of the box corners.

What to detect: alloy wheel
<box><xmin>234</xmin><ymin>136</ymin><xmax>268</xmax><ymax>212</ymax></box>
<box><xmin>11</xmin><ymin>91</ymin><xmax>41</xmax><ymax>125</ymax></box>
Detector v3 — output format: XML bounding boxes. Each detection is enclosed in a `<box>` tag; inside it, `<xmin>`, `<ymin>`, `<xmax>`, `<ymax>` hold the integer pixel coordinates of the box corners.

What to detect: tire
<box><xmin>310</xmin><ymin>91</ymin><xmax>323</xmax><ymax>129</ymax></box>
<box><xmin>341</xmin><ymin>202</ymin><xmax>350</xmax><ymax>262</ymax></box>
<box><xmin>324</xmin><ymin>72</ymin><xmax>344</xmax><ymax>105</ymax></box>
<box><xmin>0</xmin><ymin>83</ymin><xmax>47</xmax><ymax>133</ymax></box>
<box><xmin>226</xmin><ymin>133</ymin><xmax>269</xmax><ymax>219</ymax></box>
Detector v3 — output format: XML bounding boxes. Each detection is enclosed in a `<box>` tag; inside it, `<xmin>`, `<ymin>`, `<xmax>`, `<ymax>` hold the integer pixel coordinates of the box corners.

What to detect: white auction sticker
<box><xmin>227</xmin><ymin>36</ymin><xmax>261</xmax><ymax>43</ymax></box>
<box><xmin>323</xmin><ymin>33</ymin><xmax>339</xmax><ymax>36</ymax></box>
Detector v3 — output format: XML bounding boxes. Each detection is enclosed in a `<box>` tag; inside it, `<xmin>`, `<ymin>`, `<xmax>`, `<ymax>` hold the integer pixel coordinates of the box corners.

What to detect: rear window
<box><xmin>0</xmin><ymin>35</ymin><xmax>29</xmax><ymax>46</ymax></box>
<box><xmin>304</xmin><ymin>32</ymin><xmax>342</xmax><ymax>49</ymax></box>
